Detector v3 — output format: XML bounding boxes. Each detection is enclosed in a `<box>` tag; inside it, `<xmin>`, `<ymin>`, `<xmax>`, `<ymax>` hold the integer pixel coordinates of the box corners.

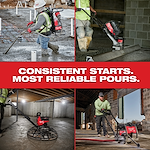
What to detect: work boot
<box><xmin>48</xmin><ymin>42</ymin><xmax>59</xmax><ymax>54</ymax></box>
<box><xmin>41</xmin><ymin>48</ymin><xmax>49</xmax><ymax>56</ymax></box>
<box><xmin>104</xmin><ymin>134</ymin><xmax>110</xmax><ymax>138</ymax></box>
<box><xmin>85</xmin><ymin>36</ymin><xmax>92</xmax><ymax>49</ymax></box>
<box><xmin>86</xmin><ymin>56</ymin><xmax>94</xmax><ymax>62</ymax></box>
<box><xmin>77</xmin><ymin>38</ymin><xmax>87</xmax><ymax>52</ymax></box>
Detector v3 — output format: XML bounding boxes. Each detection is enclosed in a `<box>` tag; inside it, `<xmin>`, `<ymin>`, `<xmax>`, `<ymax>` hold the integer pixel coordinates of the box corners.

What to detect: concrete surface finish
<box><xmin>76</xmin><ymin>28</ymin><xmax>150</xmax><ymax>62</ymax></box>
<box><xmin>92</xmin><ymin>44</ymin><xmax>141</xmax><ymax>62</ymax></box>
<box><xmin>76</xmin><ymin>130</ymin><xmax>149</xmax><ymax>150</ymax></box>
<box><xmin>0</xmin><ymin>42</ymin><xmax>74</xmax><ymax>61</ymax></box>
<box><xmin>0</xmin><ymin>8</ymin><xmax>74</xmax><ymax>61</ymax></box>
<box><xmin>0</xmin><ymin>116</ymin><xmax>74</xmax><ymax>150</ymax></box>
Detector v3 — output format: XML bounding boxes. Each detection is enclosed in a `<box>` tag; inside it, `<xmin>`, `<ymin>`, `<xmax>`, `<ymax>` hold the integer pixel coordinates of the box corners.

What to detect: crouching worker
<box><xmin>0</xmin><ymin>89</ymin><xmax>8</xmax><ymax>137</ymax></box>
<box><xmin>94</xmin><ymin>92</ymin><xmax>111</xmax><ymax>138</ymax></box>
<box><xmin>27</xmin><ymin>0</ymin><xmax>59</xmax><ymax>56</ymax></box>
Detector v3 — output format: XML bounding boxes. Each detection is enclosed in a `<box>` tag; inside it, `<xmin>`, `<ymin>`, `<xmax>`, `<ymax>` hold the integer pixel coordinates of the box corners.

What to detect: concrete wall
<box><xmin>124</xmin><ymin>0</ymin><xmax>150</xmax><ymax>48</ymax></box>
<box><xmin>93</xmin><ymin>0</ymin><xmax>125</xmax><ymax>35</ymax></box>
<box><xmin>142</xmin><ymin>89</ymin><xmax>150</xmax><ymax>131</ymax></box>
<box><xmin>53</xmin><ymin>102</ymin><xmax>74</xmax><ymax>118</ymax></box>
<box><xmin>12</xmin><ymin>101</ymin><xmax>74</xmax><ymax>119</ymax></box>
<box><xmin>4</xmin><ymin>106</ymin><xmax>11</xmax><ymax>117</ymax></box>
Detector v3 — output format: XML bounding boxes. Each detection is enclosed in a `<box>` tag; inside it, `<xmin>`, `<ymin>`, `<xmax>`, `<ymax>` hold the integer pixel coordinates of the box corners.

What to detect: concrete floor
<box><xmin>0</xmin><ymin>8</ymin><xmax>74</xmax><ymax>61</ymax></box>
<box><xmin>76</xmin><ymin>130</ymin><xmax>149</xmax><ymax>150</ymax></box>
<box><xmin>0</xmin><ymin>116</ymin><xmax>74</xmax><ymax>150</ymax></box>
<box><xmin>76</xmin><ymin>28</ymin><xmax>150</xmax><ymax>62</ymax></box>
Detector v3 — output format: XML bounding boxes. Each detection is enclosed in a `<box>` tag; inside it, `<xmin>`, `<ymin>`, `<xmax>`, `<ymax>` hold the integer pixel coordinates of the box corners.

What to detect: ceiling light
<box><xmin>22</xmin><ymin>100</ymin><xmax>26</xmax><ymax>103</ymax></box>
<box><xmin>62</xmin><ymin>101</ymin><xmax>66</xmax><ymax>104</ymax></box>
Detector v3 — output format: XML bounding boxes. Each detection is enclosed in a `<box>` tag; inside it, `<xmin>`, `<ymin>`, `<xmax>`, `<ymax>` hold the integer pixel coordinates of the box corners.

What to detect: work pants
<box><xmin>37</xmin><ymin>35</ymin><xmax>50</xmax><ymax>49</ymax></box>
<box><xmin>0</xmin><ymin>104</ymin><xmax>4</xmax><ymax>133</ymax></box>
<box><xmin>96</xmin><ymin>115</ymin><xmax>107</xmax><ymax>136</ymax></box>
<box><xmin>76</xmin><ymin>19</ymin><xmax>93</xmax><ymax>39</ymax></box>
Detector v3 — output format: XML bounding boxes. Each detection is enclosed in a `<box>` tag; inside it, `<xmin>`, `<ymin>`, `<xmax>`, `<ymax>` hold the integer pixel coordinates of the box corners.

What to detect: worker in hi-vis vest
<box><xmin>0</xmin><ymin>89</ymin><xmax>8</xmax><ymax>137</ymax></box>
<box><xmin>76</xmin><ymin>0</ymin><xmax>96</xmax><ymax>52</ymax></box>
<box><xmin>27</xmin><ymin>0</ymin><xmax>59</xmax><ymax>55</ymax></box>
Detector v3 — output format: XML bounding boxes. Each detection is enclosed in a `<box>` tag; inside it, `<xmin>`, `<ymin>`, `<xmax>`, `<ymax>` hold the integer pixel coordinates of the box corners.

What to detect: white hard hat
<box><xmin>34</xmin><ymin>0</ymin><xmax>46</xmax><ymax>9</ymax></box>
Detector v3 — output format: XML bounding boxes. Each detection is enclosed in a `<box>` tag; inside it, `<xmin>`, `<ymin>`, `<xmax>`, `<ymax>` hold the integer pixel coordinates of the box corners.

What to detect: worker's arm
<box><xmin>90</xmin><ymin>6</ymin><xmax>96</xmax><ymax>15</ymax></box>
<box><xmin>30</xmin><ymin>15</ymin><xmax>46</xmax><ymax>31</ymax></box>
<box><xmin>94</xmin><ymin>100</ymin><xmax>103</xmax><ymax>111</ymax></box>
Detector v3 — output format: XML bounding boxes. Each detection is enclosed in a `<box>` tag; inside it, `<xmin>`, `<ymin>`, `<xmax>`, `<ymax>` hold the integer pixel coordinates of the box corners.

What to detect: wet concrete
<box><xmin>0</xmin><ymin>8</ymin><xmax>74</xmax><ymax>61</ymax></box>
<box><xmin>0</xmin><ymin>42</ymin><xmax>74</xmax><ymax>61</ymax></box>
<box><xmin>108</xmin><ymin>48</ymin><xmax>150</xmax><ymax>62</ymax></box>
<box><xmin>76</xmin><ymin>130</ymin><xmax>149</xmax><ymax>150</ymax></box>
<box><xmin>0</xmin><ymin>116</ymin><xmax>74</xmax><ymax>150</ymax></box>
<box><xmin>76</xmin><ymin>28</ymin><xmax>150</xmax><ymax>62</ymax></box>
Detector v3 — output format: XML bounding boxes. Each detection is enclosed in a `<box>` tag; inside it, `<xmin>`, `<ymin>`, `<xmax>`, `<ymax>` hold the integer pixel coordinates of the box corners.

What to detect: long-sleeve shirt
<box><xmin>30</xmin><ymin>15</ymin><xmax>46</xmax><ymax>32</ymax></box>
<box><xmin>94</xmin><ymin>98</ymin><xmax>111</xmax><ymax>116</ymax></box>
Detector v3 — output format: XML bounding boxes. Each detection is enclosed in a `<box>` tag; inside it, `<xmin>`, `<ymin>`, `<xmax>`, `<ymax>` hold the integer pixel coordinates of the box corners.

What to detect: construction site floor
<box><xmin>0</xmin><ymin>8</ymin><xmax>74</xmax><ymax>61</ymax></box>
<box><xmin>76</xmin><ymin>29</ymin><xmax>150</xmax><ymax>62</ymax></box>
<box><xmin>0</xmin><ymin>116</ymin><xmax>74</xmax><ymax>150</ymax></box>
<box><xmin>76</xmin><ymin>129</ymin><xmax>150</xmax><ymax>150</ymax></box>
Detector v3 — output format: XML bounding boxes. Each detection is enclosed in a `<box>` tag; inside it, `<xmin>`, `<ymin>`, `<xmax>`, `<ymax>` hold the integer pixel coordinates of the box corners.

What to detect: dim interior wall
<box><xmin>76</xmin><ymin>111</ymin><xmax>81</xmax><ymax>129</ymax></box>
<box><xmin>142</xmin><ymin>89</ymin><xmax>150</xmax><ymax>131</ymax></box>
<box><xmin>66</xmin><ymin>103</ymin><xmax>74</xmax><ymax>118</ymax></box>
<box><xmin>85</xmin><ymin>103</ymin><xmax>95</xmax><ymax>130</ymax></box>
<box><xmin>93</xmin><ymin>0</ymin><xmax>125</xmax><ymax>36</ymax></box>
<box><xmin>124</xmin><ymin>0</ymin><xmax>150</xmax><ymax>48</ymax></box>
<box><xmin>4</xmin><ymin>106</ymin><xmax>11</xmax><ymax>117</ymax></box>
<box><xmin>4</xmin><ymin>98</ymin><xmax>11</xmax><ymax>117</ymax></box>
<box><xmin>11</xmin><ymin>101</ymin><xmax>74</xmax><ymax>119</ymax></box>
<box><xmin>53</xmin><ymin>102</ymin><xmax>74</xmax><ymax>118</ymax></box>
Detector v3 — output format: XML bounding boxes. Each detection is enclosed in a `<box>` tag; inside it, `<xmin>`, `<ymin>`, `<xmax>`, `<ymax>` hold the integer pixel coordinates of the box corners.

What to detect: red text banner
<box><xmin>0</xmin><ymin>62</ymin><xmax>149</xmax><ymax>88</ymax></box>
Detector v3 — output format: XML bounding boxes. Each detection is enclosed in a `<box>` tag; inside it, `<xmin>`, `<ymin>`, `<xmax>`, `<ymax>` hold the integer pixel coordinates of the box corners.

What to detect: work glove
<box><xmin>27</xmin><ymin>21</ymin><xmax>34</xmax><ymax>27</ymax></box>
<box><xmin>27</xmin><ymin>28</ymin><xmax>32</xmax><ymax>33</ymax></box>
<box><xmin>101</xmin><ymin>108</ymin><xmax>105</xmax><ymax>112</ymax></box>
<box><xmin>75</xmin><ymin>6</ymin><xmax>77</xmax><ymax>12</ymax></box>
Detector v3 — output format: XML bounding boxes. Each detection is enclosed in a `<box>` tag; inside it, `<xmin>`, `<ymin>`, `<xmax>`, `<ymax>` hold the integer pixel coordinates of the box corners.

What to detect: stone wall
<box><xmin>142</xmin><ymin>89</ymin><xmax>150</xmax><ymax>131</ymax></box>
<box><xmin>124</xmin><ymin>0</ymin><xmax>150</xmax><ymax>48</ymax></box>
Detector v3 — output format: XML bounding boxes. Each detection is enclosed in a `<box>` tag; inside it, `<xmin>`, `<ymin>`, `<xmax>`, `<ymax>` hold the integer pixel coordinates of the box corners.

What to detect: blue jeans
<box><xmin>37</xmin><ymin>35</ymin><xmax>50</xmax><ymax>49</ymax></box>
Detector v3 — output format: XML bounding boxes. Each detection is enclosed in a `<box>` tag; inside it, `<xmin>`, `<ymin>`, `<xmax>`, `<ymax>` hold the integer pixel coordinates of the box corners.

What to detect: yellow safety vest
<box><xmin>0</xmin><ymin>89</ymin><xmax>8</xmax><ymax>104</ymax></box>
<box><xmin>76</xmin><ymin>0</ymin><xmax>91</xmax><ymax>20</ymax></box>
<box><xmin>36</xmin><ymin>12</ymin><xmax>52</xmax><ymax>34</ymax></box>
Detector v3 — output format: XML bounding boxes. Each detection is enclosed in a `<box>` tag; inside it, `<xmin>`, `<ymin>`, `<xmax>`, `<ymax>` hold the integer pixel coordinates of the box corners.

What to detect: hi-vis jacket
<box><xmin>76</xmin><ymin>0</ymin><xmax>91</xmax><ymax>20</ymax></box>
<box><xmin>36</xmin><ymin>12</ymin><xmax>52</xmax><ymax>34</ymax></box>
<box><xmin>0</xmin><ymin>89</ymin><xmax>8</xmax><ymax>104</ymax></box>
